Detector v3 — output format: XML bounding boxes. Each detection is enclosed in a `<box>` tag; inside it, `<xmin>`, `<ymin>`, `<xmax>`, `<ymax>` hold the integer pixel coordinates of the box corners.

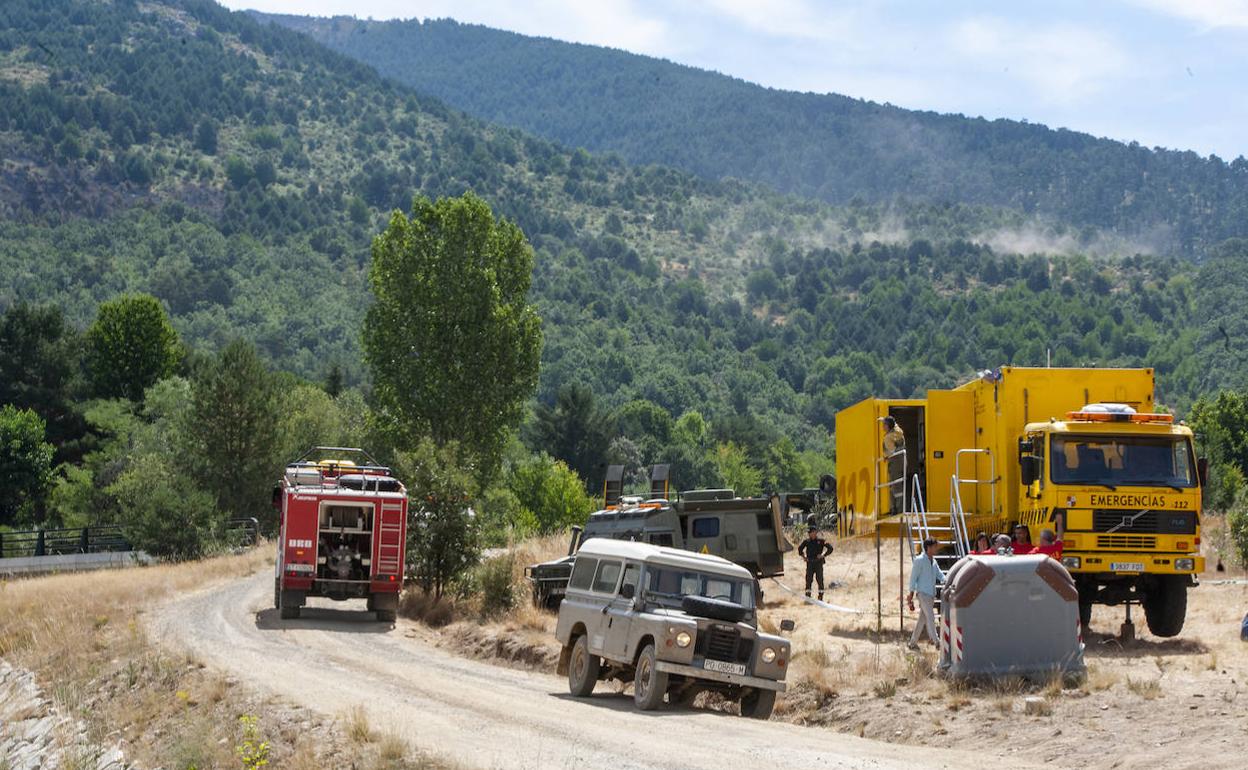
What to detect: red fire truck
<box><xmin>274</xmin><ymin>447</ymin><xmax>408</xmax><ymax>622</ymax></box>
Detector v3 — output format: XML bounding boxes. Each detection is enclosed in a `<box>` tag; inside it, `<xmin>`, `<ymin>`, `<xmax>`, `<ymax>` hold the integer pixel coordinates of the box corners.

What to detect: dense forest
<box><xmin>263</xmin><ymin>14</ymin><xmax>1248</xmax><ymax>256</ymax></box>
<box><xmin>0</xmin><ymin>0</ymin><xmax>1246</xmax><ymax>525</ymax></box>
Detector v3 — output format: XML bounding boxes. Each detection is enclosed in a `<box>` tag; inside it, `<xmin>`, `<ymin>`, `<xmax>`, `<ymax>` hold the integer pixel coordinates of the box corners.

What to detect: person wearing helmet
<box><xmin>798</xmin><ymin>526</ymin><xmax>834</xmax><ymax>600</ymax></box>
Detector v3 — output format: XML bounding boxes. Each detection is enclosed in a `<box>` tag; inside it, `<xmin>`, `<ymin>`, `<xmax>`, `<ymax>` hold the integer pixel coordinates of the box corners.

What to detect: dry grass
<box><xmin>1126</xmin><ymin>676</ymin><xmax>1163</xmax><ymax>699</ymax></box>
<box><xmin>347</xmin><ymin>704</ymin><xmax>376</xmax><ymax>743</ymax></box>
<box><xmin>0</xmin><ymin>546</ymin><xmax>465</xmax><ymax>770</ymax></box>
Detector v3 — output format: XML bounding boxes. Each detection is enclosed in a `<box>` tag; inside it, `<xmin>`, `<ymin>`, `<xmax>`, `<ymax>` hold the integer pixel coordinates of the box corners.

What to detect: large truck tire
<box><xmin>279</xmin><ymin>590</ymin><xmax>301</xmax><ymax>620</ymax></box>
<box><xmin>1075</xmin><ymin>579</ymin><xmax>1094</xmax><ymax>630</ymax></box>
<box><xmin>1143</xmin><ymin>576</ymin><xmax>1187</xmax><ymax>637</ymax></box>
<box><xmin>371</xmin><ymin>592</ymin><xmax>399</xmax><ymax>623</ymax></box>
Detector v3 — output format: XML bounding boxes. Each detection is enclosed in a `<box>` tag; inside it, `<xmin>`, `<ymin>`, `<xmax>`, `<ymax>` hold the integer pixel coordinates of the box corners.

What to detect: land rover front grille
<box><xmin>698</xmin><ymin>625</ymin><xmax>754</xmax><ymax>663</ymax></box>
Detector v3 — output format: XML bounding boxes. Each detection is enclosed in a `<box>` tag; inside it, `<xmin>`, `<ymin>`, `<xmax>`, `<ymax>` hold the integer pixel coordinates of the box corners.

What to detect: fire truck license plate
<box><xmin>703</xmin><ymin>660</ymin><xmax>746</xmax><ymax>676</ymax></box>
<box><xmin>1111</xmin><ymin>562</ymin><xmax>1145</xmax><ymax>572</ymax></box>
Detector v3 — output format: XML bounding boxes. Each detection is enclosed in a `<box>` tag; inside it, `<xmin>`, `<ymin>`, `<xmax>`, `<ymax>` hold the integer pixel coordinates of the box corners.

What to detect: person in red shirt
<box><xmin>1011</xmin><ymin>524</ymin><xmax>1035</xmax><ymax>555</ymax></box>
<box><xmin>1034</xmin><ymin>527</ymin><xmax>1065</xmax><ymax>559</ymax></box>
<box><xmin>972</xmin><ymin>531</ymin><xmax>994</xmax><ymax>555</ymax></box>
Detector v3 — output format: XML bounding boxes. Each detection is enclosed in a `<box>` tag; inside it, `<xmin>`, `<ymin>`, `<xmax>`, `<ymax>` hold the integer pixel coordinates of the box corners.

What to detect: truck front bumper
<box><xmin>655</xmin><ymin>661</ymin><xmax>787</xmax><ymax>692</ymax></box>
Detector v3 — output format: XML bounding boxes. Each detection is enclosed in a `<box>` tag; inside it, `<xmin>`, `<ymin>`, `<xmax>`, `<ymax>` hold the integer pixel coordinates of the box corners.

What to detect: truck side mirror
<box><xmin>1018</xmin><ymin>438</ymin><xmax>1038</xmax><ymax>486</ymax></box>
<box><xmin>1197</xmin><ymin>457</ymin><xmax>1209</xmax><ymax>488</ymax></box>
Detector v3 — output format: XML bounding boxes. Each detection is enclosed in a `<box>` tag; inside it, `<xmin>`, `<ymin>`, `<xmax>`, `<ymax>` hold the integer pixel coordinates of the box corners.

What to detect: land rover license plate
<box><xmin>703</xmin><ymin>660</ymin><xmax>746</xmax><ymax>676</ymax></box>
<box><xmin>1110</xmin><ymin>562</ymin><xmax>1144</xmax><ymax>572</ymax></box>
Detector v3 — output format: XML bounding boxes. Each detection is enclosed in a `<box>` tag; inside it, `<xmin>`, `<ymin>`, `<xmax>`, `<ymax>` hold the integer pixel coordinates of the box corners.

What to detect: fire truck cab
<box><xmin>274</xmin><ymin>447</ymin><xmax>408</xmax><ymax>622</ymax></box>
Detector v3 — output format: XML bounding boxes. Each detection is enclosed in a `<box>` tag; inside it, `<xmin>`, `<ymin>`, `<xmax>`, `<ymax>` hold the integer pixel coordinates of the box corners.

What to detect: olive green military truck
<box><xmin>526</xmin><ymin>465</ymin><xmax>792</xmax><ymax>608</ymax></box>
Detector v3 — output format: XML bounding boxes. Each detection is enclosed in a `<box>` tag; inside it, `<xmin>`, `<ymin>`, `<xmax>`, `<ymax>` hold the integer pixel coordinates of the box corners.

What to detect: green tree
<box><xmin>1190</xmin><ymin>389</ymin><xmax>1248</xmax><ymax>510</ymax></box>
<box><xmin>108</xmin><ymin>452</ymin><xmax>216</xmax><ymax>558</ymax></box>
<box><xmin>0</xmin><ymin>303</ymin><xmax>86</xmax><ymax>459</ymax></box>
<box><xmin>760</xmin><ymin>436</ymin><xmax>805</xmax><ymax>493</ymax></box>
<box><xmin>528</xmin><ymin>384</ymin><xmax>611</xmax><ymax>486</ymax></box>
<box><xmin>712</xmin><ymin>441</ymin><xmax>761</xmax><ymax>497</ymax></box>
<box><xmin>507</xmin><ymin>453</ymin><xmax>595</xmax><ymax>533</ymax></box>
<box><xmin>185</xmin><ymin>340</ymin><xmax>281</xmax><ymax>522</ymax></box>
<box><xmin>397</xmin><ymin>439</ymin><xmax>480</xmax><ymax>600</ymax></box>
<box><xmin>195</xmin><ymin>119</ymin><xmax>218</xmax><ymax>155</ymax></box>
<box><xmin>85</xmin><ymin>294</ymin><xmax>180</xmax><ymax>402</ymax></box>
<box><xmin>0</xmin><ymin>406</ymin><xmax>55</xmax><ymax>526</ymax></box>
<box><xmin>363</xmin><ymin>193</ymin><xmax>542</xmax><ymax>478</ymax></box>
<box><xmin>277</xmin><ymin>383</ymin><xmax>365</xmax><ymax>463</ymax></box>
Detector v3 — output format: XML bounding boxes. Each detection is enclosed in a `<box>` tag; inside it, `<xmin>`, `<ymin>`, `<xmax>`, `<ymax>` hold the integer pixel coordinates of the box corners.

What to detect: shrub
<box><xmin>1227</xmin><ymin>504</ymin><xmax>1248</xmax><ymax>569</ymax></box>
<box><xmin>476</xmin><ymin>554</ymin><xmax>516</xmax><ymax>618</ymax></box>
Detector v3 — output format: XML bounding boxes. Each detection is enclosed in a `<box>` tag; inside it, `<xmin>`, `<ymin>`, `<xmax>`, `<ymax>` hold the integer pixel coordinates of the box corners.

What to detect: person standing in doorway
<box><xmin>882</xmin><ymin>416</ymin><xmax>906</xmax><ymax>514</ymax></box>
<box><xmin>798</xmin><ymin>526</ymin><xmax>834</xmax><ymax>600</ymax></box>
<box><xmin>907</xmin><ymin>537</ymin><xmax>943</xmax><ymax>650</ymax></box>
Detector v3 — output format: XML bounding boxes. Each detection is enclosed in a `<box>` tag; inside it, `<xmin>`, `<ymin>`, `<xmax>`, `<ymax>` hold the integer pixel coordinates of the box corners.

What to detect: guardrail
<box><xmin>0</xmin><ymin>517</ymin><xmax>261</xmax><ymax>559</ymax></box>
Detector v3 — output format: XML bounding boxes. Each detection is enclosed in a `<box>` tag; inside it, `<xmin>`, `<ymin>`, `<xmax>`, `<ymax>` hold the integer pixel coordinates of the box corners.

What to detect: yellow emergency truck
<box><xmin>835</xmin><ymin>367</ymin><xmax>1205</xmax><ymax>637</ymax></box>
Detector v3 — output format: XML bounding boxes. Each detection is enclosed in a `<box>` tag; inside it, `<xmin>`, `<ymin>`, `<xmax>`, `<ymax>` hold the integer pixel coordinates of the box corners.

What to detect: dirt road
<box><xmin>152</xmin><ymin>572</ymin><xmax>1048</xmax><ymax>769</ymax></box>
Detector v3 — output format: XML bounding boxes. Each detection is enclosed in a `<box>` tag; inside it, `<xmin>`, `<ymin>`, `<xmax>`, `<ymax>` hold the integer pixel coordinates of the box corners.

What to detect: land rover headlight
<box><xmin>1061</xmin><ymin>556</ymin><xmax>1081</xmax><ymax>570</ymax></box>
<box><xmin>1175</xmin><ymin>558</ymin><xmax>1195</xmax><ymax>571</ymax></box>
<box><xmin>675</xmin><ymin>631</ymin><xmax>692</xmax><ymax>648</ymax></box>
<box><xmin>761</xmin><ymin>647</ymin><xmax>777</xmax><ymax>664</ymax></box>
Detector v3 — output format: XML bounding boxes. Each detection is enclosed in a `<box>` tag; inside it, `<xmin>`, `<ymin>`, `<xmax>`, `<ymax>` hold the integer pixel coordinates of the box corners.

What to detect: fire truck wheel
<box><xmin>1143</xmin><ymin>576</ymin><xmax>1187</xmax><ymax>638</ymax></box>
<box><xmin>279</xmin><ymin>591</ymin><xmax>300</xmax><ymax>620</ymax></box>
<box><xmin>376</xmin><ymin>608</ymin><xmax>397</xmax><ymax>623</ymax></box>
<box><xmin>274</xmin><ymin>578</ymin><xmax>280</xmax><ymax>609</ymax></box>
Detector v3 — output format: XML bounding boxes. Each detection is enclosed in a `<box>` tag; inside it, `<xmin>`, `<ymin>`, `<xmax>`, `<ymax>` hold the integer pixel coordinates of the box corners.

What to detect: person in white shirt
<box><xmin>906</xmin><ymin>538</ymin><xmax>943</xmax><ymax>650</ymax></box>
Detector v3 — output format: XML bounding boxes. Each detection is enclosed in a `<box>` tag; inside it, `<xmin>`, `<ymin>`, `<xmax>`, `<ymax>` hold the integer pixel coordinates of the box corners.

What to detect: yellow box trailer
<box><xmin>835</xmin><ymin>366</ymin><xmax>1204</xmax><ymax>637</ymax></box>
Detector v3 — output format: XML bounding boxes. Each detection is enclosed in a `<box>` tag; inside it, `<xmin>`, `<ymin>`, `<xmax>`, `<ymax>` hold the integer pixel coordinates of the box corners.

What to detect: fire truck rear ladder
<box><xmin>376</xmin><ymin>502</ymin><xmax>404</xmax><ymax>576</ymax></box>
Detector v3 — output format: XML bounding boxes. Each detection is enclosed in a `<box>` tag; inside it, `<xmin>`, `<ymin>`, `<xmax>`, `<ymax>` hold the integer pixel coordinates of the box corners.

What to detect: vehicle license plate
<box><xmin>1110</xmin><ymin>562</ymin><xmax>1144</xmax><ymax>572</ymax></box>
<box><xmin>703</xmin><ymin>659</ymin><xmax>746</xmax><ymax>676</ymax></box>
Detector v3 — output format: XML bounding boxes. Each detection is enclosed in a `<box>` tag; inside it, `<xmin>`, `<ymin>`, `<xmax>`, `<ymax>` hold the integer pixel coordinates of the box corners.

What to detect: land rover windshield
<box><xmin>645</xmin><ymin>567</ymin><xmax>755</xmax><ymax>610</ymax></box>
<box><xmin>1050</xmin><ymin>435</ymin><xmax>1197</xmax><ymax>488</ymax></box>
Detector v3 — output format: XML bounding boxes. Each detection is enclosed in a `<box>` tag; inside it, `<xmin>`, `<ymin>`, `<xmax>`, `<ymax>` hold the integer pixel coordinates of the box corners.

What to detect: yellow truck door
<box><xmin>925</xmin><ymin>390</ymin><xmax>976</xmax><ymax>515</ymax></box>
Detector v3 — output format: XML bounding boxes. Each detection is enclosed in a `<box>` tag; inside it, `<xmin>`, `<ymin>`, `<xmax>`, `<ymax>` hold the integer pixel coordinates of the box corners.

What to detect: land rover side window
<box><xmin>1050</xmin><ymin>436</ymin><xmax>1196</xmax><ymax>487</ymax></box>
<box><xmin>691</xmin><ymin>517</ymin><xmax>720</xmax><ymax>538</ymax></box>
<box><xmin>646</xmin><ymin>568</ymin><xmax>755</xmax><ymax>610</ymax></box>
<box><xmin>569</xmin><ymin>557</ymin><xmax>597</xmax><ymax>591</ymax></box>
<box><xmin>591</xmin><ymin>560</ymin><xmax>623</xmax><ymax>593</ymax></box>
<box><xmin>620</xmin><ymin>563</ymin><xmax>640</xmax><ymax>596</ymax></box>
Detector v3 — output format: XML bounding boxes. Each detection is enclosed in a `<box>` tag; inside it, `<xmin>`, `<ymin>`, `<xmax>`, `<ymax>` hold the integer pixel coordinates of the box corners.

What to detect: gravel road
<box><xmin>151</xmin><ymin>572</ymin><xmax>1045</xmax><ymax>769</ymax></box>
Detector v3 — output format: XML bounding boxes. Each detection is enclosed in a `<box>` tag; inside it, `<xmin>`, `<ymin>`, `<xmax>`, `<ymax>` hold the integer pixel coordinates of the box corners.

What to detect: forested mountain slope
<box><xmin>262</xmin><ymin>14</ymin><xmax>1248</xmax><ymax>256</ymax></box>
<box><xmin>0</xmin><ymin>0</ymin><xmax>1237</xmax><ymax>462</ymax></box>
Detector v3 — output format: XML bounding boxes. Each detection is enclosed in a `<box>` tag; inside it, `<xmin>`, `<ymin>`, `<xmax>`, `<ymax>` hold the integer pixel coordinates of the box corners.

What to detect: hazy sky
<box><xmin>221</xmin><ymin>0</ymin><xmax>1248</xmax><ymax>160</ymax></box>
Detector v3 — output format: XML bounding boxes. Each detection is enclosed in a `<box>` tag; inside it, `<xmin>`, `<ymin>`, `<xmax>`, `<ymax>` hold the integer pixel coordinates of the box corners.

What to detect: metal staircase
<box><xmin>902</xmin><ymin>448</ymin><xmax>996</xmax><ymax>574</ymax></box>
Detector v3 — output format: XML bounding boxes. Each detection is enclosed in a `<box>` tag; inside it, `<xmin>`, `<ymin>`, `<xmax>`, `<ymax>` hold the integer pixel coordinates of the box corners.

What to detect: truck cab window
<box><xmin>691</xmin><ymin>517</ymin><xmax>720</xmax><ymax>538</ymax></box>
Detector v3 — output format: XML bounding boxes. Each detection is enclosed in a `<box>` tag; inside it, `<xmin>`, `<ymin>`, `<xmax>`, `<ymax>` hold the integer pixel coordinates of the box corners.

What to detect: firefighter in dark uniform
<box><xmin>798</xmin><ymin>526</ymin><xmax>834</xmax><ymax>600</ymax></box>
